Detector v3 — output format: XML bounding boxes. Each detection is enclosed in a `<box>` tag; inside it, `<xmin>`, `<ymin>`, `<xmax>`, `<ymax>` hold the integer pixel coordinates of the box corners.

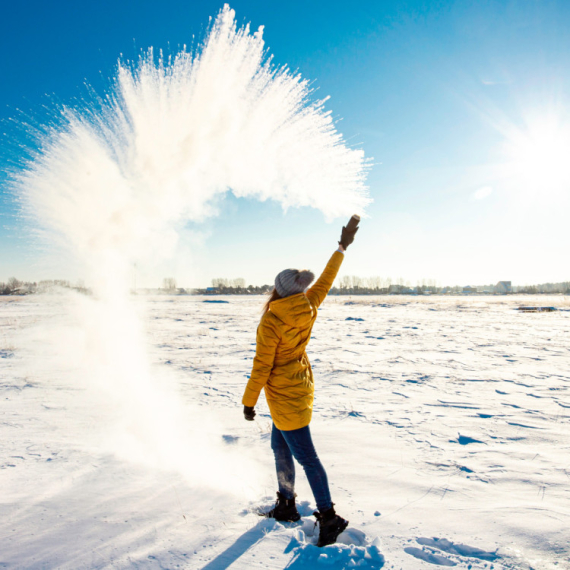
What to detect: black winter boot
<box><xmin>260</xmin><ymin>492</ymin><xmax>301</xmax><ymax>522</ymax></box>
<box><xmin>314</xmin><ymin>505</ymin><xmax>348</xmax><ymax>547</ymax></box>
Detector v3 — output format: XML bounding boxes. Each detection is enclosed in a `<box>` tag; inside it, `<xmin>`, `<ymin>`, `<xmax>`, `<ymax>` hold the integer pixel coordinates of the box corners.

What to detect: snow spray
<box><xmin>10</xmin><ymin>5</ymin><xmax>370</xmax><ymax>492</ymax></box>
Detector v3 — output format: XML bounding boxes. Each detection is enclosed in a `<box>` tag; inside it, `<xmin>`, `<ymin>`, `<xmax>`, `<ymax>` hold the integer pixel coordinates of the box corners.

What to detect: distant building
<box><xmin>462</xmin><ymin>286</ymin><xmax>477</xmax><ymax>294</ymax></box>
<box><xmin>495</xmin><ymin>281</ymin><xmax>512</xmax><ymax>294</ymax></box>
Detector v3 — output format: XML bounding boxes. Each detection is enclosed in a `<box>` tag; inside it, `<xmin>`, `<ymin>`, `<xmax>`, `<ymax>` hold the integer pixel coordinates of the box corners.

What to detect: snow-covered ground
<box><xmin>1</xmin><ymin>294</ymin><xmax>569</xmax><ymax>569</ymax></box>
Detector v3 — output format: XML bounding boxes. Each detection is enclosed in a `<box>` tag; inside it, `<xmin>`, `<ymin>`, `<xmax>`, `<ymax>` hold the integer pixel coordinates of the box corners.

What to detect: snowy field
<box><xmin>1</xmin><ymin>294</ymin><xmax>569</xmax><ymax>569</ymax></box>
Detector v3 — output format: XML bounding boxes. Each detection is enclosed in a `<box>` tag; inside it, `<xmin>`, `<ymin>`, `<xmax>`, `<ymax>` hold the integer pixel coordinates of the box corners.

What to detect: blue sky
<box><xmin>1</xmin><ymin>0</ymin><xmax>569</xmax><ymax>287</ymax></box>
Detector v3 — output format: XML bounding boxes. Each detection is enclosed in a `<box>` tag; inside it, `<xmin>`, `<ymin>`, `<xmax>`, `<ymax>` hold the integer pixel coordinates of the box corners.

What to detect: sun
<box><xmin>501</xmin><ymin>115</ymin><xmax>570</xmax><ymax>196</ymax></box>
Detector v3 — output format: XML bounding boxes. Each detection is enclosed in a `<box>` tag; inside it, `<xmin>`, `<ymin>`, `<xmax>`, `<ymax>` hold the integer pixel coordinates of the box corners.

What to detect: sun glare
<box><xmin>502</xmin><ymin>117</ymin><xmax>570</xmax><ymax>196</ymax></box>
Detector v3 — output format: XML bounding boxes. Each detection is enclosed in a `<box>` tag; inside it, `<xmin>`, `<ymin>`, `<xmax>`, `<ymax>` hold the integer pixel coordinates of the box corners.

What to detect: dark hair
<box><xmin>263</xmin><ymin>287</ymin><xmax>281</xmax><ymax>316</ymax></box>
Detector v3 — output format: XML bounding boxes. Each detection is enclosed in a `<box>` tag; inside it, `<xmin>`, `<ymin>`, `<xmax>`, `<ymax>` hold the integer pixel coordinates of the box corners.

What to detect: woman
<box><xmin>242</xmin><ymin>217</ymin><xmax>359</xmax><ymax>548</ymax></box>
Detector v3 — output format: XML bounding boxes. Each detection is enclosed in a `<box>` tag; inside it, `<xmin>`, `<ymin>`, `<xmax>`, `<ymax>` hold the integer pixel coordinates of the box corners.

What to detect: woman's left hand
<box><xmin>243</xmin><ymin>406</ymin><xmax>256</xmax><ymax>421</ymax></box>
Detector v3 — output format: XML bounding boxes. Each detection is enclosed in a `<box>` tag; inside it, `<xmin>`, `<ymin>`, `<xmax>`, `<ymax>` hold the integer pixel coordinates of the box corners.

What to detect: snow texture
<box><xmin>1</xmin><ymin>294</ymin><xmax>569</xmax><ymax>569</ymax></box>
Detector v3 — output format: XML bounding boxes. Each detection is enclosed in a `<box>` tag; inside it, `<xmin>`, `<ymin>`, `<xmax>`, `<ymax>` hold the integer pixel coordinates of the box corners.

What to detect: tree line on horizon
<box><xmin>0</xmin><ymin>278</ymin><xmax>89</xmax><ymax>296</ymax></box>
<box><xmin>193</xmin><ymin>276</ymin><xmax>570</xmax><ymax>296</ymax></box>
<box><xmin>2</xmin><ymin>276</ymin><xmax>569</xmax><ymax>296</ymax></box>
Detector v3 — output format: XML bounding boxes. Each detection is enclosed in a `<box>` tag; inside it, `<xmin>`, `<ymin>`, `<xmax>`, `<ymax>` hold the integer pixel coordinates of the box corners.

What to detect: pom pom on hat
<box><xmin>275</xmin><ymin>269</ymin><xmax>315</xmax><ymax>298</ymax></box>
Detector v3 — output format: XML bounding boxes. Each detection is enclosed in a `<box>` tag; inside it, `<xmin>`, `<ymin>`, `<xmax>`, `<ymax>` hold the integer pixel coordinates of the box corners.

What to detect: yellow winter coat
<box><xmin>242</xmin><ymin>251</ymin><xmax>344</xmax><ymax>431</ymax></box>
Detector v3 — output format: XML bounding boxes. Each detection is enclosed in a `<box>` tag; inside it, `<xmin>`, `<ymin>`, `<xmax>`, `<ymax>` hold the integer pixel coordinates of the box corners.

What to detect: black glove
<box><xmin>339</xmin><ymin>225</ymin><xmax>359</xmax><ymax>250</ymax></box>
<box><xmin>243</xmin><ymin>406</ymin><xmax>256</xmax><ymax>421</ymax></box>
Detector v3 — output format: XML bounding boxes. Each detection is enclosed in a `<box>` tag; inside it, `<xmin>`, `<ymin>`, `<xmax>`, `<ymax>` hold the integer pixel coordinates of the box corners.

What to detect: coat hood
<box><xmin>269</xmin><ymin>293</ymin><xmax>315</xmax><ymax>328</ymax></box>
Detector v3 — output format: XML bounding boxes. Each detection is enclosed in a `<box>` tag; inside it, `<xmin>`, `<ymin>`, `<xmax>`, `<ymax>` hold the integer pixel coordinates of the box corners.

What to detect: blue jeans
<box><xmin>271</xmin><ymin>423</ymin><xmax>332</xmax><ymax>512</ymax></box>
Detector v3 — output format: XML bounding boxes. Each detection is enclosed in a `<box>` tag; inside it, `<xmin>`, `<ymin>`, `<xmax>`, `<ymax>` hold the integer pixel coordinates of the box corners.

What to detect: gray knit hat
<box><xmin>275</xmin><ymin>269</ymin><xmax>315</xmax><ymax>298</ymax></box>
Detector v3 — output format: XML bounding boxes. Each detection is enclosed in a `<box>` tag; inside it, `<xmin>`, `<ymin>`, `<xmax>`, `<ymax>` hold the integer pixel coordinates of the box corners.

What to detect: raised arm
<box><xmin>242</xmin><ymin>315</ymin><xmax>281</xmax><ymax>408</ymax></box>
<box><xmin>306</xmin><ymin>215</ymin><xmax>360</xmax><ymax>309</ymax></box>
<box><xmin>306</xmin><ymin>250</ymin><xmax>345</xmax><ymax>309</ymax></box>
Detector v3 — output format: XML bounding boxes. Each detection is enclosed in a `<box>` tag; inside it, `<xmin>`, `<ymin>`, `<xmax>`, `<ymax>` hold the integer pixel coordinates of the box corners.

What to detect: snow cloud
<box><xmin>10</xmin><ymin>5</ymin><xmax>370</xmax><ymax>492</ymax></box>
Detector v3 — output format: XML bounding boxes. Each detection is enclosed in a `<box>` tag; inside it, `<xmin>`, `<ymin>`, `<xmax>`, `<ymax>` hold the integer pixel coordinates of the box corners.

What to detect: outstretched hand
<box><xmin>243</xmin><ymin>405</ymin><xmax>256</xmax><ymax>421</ymax></box>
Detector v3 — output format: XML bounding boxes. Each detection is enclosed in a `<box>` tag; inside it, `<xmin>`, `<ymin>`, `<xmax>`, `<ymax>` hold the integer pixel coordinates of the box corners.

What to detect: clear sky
<box><xmin>1</xmin><ymin>0</ymin><xmax>569</xmax><ymax>288</ymax></box>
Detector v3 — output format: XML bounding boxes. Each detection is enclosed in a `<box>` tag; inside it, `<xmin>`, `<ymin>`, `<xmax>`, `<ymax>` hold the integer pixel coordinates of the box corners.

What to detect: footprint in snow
<box><xmin>454</xmin><ymin>434</ymin><xmax>485</xmax><ymax>445</ymax></box>
<box><xmin>404</xmin><ymin>547</ymin><xmax>457</xmax><ymax>566</ymax></box>
<box><xmin>405</xmin><ymin>537</ymin><xmax>499</xmax><ymax>566</ymax></box>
